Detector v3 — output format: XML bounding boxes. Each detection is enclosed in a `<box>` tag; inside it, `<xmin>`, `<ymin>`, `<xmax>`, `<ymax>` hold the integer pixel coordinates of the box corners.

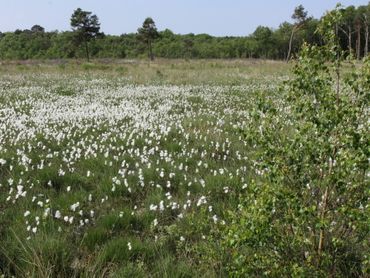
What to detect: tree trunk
<box><xmin>348</xmin><ymin>26</ymin><xmax>352</xmax><ymax>55</ymax></box>
<box><xmin>365</xmin><ymin>25</ymin><xmax>369</xmax><ymax>57</ymax></box>
<box><xmin>318</xmin><ymin>187</ymin><xmax>328</xmax><ymax>264</ymax></box>
<box><xmin>339</xmin><ymin>25</ymin><xmax>353</xmax><ymax>56</ymax></box>
<box><xmin>148</xmin><ymin>40</ymin><xmax>154</xmax><ymax>61</ymax></box>
<box><xmin>356</xmin><ymin>23</ymin><xmax>361</xmax><ymax>60</ymax></box>
<box><xmin>85</xmin><ymin>40</ymin><xmax>90</xmax><ymax>62</ymax></box>
<box><xmin>286</xmin><ymin>27</ymin><xmax>296</xmax><ymax>62</ymax></box>
<box><xmin>364</xmin><ymin>15</ymin><xmax>369</xmax><ymax>57</ymax></box>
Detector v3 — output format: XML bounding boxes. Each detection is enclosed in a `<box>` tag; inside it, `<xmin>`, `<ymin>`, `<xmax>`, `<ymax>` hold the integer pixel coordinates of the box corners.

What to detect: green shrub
<box><xmin>224</xmin><ymin>7</ymin><xmax>370</xmax><ymax>277</ymax></box>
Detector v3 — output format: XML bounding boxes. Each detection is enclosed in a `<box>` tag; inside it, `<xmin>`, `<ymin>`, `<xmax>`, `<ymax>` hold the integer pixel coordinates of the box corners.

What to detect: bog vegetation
<box><xmin>0</xmin><ymin>4</ymin><xmax>369</xmax><ymax>278</ymax></box>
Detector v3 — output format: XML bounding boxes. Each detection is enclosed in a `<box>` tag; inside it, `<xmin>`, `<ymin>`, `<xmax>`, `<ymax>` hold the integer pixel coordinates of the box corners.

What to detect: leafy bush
<box><xmin>224</xmin><ymin>7</ymin><xmax>369</xmax><ymax>277</ymax></box>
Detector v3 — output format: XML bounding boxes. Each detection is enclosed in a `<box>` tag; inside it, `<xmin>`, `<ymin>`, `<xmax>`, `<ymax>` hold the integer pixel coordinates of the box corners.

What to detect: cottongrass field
<box><xmin>0</xmin><ymin>64</ymin><xmax>285</xmax><ymax>277</ymax></box>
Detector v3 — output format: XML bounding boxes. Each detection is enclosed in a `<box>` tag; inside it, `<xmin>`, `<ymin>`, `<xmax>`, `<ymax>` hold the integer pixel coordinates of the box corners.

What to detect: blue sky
<box><xmin>0</xmin><ymin>0</ymin><xmax>368</xmax><ymax>36</ymax></box>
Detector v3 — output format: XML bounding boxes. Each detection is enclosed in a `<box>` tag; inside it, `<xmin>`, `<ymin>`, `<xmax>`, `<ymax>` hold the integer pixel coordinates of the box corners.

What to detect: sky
<box><xmin>0</xmin><ymin>0</ymin><xmax>368</xmax><ymax>36</ymax></box>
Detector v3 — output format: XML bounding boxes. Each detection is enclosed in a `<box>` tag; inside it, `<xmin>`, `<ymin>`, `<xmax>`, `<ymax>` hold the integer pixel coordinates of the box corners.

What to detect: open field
<box><xmin>1</xmin><ymin>1</ymin><xmax>369</xmax><ymax>276</ymax></box>
<box><xmin>0</xmin><ymin>58</ymin><xmax>368</xmax><ymax>277</ymax></box>
<box><xmin>0</xmin><ymin>59</ymin><xmax>291</xmax><ymax>85</ymax></box>
<box><xmin>0</xmin><ymin>60</ymin><xmax>287</xmax><ymax>277</ymax></box>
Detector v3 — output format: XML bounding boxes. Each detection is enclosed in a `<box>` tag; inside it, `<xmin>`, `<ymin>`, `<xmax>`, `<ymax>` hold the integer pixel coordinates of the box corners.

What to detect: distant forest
<box><xmin>0</xmin><ymin>3</ymin><xmax>369</xmax><ymax>60</ymax></box>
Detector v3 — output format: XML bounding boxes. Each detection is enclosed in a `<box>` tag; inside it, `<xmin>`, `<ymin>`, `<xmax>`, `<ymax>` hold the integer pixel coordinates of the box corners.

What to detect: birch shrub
<box><xmin>224</xmin><ymin>8</ymin><xmax>369</xmax><ymax>277</ymax></box>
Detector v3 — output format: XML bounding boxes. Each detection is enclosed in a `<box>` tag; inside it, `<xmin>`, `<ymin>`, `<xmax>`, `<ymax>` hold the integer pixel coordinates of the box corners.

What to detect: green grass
<box><xmin>0</xmin><ymin>59</ymin><xmax>285</xmax><ymax>277</ymax></box>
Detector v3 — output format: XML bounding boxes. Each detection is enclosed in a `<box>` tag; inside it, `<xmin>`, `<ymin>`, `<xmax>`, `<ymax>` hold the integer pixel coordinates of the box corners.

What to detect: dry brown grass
<box><xmin>0</xmin><ymin>58</ymin><xmax>291</xmax><ymax>85</ymax></box>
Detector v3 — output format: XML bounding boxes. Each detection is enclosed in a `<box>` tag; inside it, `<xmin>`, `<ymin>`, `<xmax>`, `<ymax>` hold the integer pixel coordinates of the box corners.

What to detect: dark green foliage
<box><xmin>31</xmin><ymin>25</ymin><xmax>45</xmax><ymax>33</ymax></box>
<box><xmin>138</xmin><ymin>17</ymin><xmax>159</xmax><ymax>60</ymax></box>
<box><xmin>70</xmin><ymin>8</ymin><xmax>101</xmax><ymax>61</ymax></box>
<box><xmin>1</xmin><ymin>3</ymin><xmax>368</xmax><ymax>61</ymax></box>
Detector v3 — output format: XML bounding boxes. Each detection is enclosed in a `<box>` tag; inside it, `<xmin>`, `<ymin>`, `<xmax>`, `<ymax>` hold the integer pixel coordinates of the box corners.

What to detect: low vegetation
<box><xmin>0</xmin><ymin>5</ymin><xmax>369</xmax><ymax>278</ymax></box>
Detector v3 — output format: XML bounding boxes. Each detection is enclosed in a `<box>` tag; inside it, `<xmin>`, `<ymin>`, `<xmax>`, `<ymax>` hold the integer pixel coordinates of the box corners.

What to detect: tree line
<box><xmin>0</xmin><ymin>3</ymin><xmax>369</xmax><ymax>61</ymax></box>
